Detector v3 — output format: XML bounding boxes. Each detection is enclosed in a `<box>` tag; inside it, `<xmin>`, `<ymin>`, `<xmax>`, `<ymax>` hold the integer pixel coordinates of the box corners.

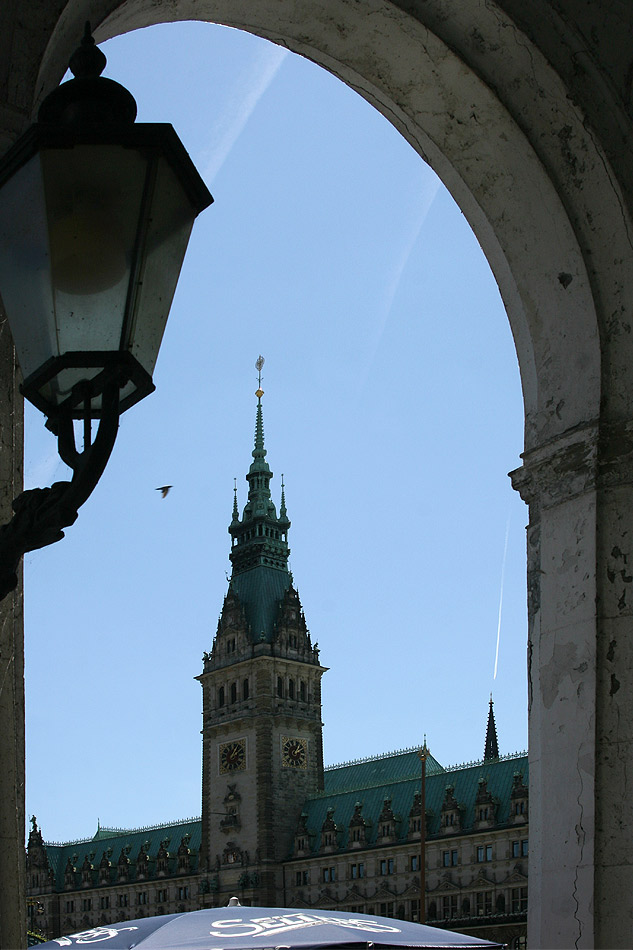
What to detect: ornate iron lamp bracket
<box><xmin>0</xmin><ymin>382</ymin><xmax>120</xmax><ymax>600</ymax></box>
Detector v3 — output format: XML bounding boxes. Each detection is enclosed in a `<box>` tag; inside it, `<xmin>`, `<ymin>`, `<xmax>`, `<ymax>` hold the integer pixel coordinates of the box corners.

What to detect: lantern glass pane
<box><xmin>41</xmin><ymin>145</ymin><xmax>147</xmax><ymax>356</ymax></box>
<box><xmin>0</xmin><ymin>154</ymin><xmax>56</xmax><ymax>379</ymax></box>
<box><xmin>126</xmin><ymin>154</ymin><xmax>196</xmax><ymax>376</ymax></box>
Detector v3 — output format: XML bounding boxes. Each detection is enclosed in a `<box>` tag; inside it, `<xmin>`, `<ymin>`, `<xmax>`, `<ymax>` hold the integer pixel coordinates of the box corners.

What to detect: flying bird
<box><xmin>156</xmin><ymin>485</ymin><xmax>172</xmax><ymax>499</ymax></box>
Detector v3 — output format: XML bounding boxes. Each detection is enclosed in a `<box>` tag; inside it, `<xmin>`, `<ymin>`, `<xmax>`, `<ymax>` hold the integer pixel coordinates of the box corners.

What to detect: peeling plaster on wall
<box><xmin>540</xmin><ymin>641</ymin><xmax>578</xmax><ymax>709</ymax></box>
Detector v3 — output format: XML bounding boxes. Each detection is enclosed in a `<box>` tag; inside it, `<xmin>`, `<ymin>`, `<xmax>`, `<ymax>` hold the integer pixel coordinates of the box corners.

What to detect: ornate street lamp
<box><xmin>0</xmin><ymin>24</ymin><xmax>212</xmax><ymax>598</ymax></box>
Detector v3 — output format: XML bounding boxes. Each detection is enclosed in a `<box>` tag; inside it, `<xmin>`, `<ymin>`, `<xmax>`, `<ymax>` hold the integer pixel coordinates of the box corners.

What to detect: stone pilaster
<box><xmin>512</xmin><ymin>420</ymin><xmax>633</xmax><ymax>948</ymax></box>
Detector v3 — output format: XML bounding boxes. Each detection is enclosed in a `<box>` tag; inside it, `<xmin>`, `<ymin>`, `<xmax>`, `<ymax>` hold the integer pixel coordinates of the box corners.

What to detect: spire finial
<box><xmin>255</xmin><ymin>355</ymin><xmax>264</xmax><ymax>399</ymax></box>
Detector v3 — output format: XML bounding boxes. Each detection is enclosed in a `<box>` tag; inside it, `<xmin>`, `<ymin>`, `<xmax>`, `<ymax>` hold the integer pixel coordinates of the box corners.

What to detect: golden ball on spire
<box><xmin>255</xmin><ymin>388</ymin><xmax>264</xmax><ymax>398</ymax></box>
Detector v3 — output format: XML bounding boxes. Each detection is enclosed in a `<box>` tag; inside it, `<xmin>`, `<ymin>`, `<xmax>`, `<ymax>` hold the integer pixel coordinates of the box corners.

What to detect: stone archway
<box><xmin>3</xmin><ymin>2</ymin><xmax>633</xmax><ymax>947</ymax></box>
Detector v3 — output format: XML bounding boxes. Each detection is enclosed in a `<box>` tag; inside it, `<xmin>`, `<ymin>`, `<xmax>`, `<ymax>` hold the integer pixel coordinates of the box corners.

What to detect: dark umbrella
<box><xmin>39</xmin><ymin>903</ymin><xmax>505</xmax><ymax>949</ymax></box>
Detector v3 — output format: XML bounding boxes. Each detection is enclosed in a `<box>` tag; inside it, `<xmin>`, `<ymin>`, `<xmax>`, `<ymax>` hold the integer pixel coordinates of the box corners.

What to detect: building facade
<box><xmin>27</xmin><ymin>392</ymin><xmax>527</xmax><ymax>948</ymax></box>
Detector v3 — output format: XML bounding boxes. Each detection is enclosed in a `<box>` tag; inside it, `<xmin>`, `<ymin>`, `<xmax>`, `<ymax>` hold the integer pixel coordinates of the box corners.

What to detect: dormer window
<box><xmin>377</xmin><ymin>797</ymin><xmax>397</xmax><ymax>841</ymax></box>
<box><xmin>474</xmin><ymin>777</ymin><xmax>498</xmax><ymax>829</ymax></box>
<box><xmin>440</xmin><ymin>785</ymin><xmax>462</xmax><ymax>835</ymax></box>
<box><xmin>510</xmin><ymin>771</ymin><xmax>529</xmax><ymax>824</ymax></box>
<box><xmin>320</xmin><ymin>807</ymin><xmax>338</xmax><ymax>852</ymax></box>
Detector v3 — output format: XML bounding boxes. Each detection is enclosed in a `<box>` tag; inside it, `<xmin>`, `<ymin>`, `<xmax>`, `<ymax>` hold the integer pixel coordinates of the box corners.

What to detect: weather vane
<box><xmin>255</xmin><ymin>355</ymin><xmax>265</xmax><ymax>398</ymax></box>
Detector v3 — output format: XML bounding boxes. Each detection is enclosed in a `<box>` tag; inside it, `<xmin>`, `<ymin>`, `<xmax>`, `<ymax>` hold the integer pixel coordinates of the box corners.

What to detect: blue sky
<box><xmin>23</xmin><ymin>21</ymin><xmax>527</xmax><ymax>843</ymax></box>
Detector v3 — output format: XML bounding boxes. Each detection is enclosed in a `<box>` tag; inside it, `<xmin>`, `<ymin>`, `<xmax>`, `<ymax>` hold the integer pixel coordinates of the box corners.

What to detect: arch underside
<box><xmin>31</xmin><ymin>0</ymin><xmax>631</xmax><ymax>450</ymax></box>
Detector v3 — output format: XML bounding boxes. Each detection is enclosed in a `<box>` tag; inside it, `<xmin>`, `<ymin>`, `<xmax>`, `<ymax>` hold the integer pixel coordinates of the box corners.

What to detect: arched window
<box><xmin>289</xmin><ymin>679</ymin><xmax>295</xmax><ymax>699</ymax></box>
<box><xmin>300</xmin><ymin>680</ymin><xmax>306</xmax><ymax>701</ymax></box>
<box><xmin>218</xmin><ymin>686</ymin><xmax>225</xmax><ymax>707</ymax></box>
<box><xmin>230</xmin><ymin>682</ymin><xmax>237</xmax><ymax>703</ymax></box>
<box><xmin>277</xmin><ymin>677</ymin><xmax>283</xmax><ymax>697</ymax></box>
<box><xmin>243</xmin><ymin>678</ymin><xmax>249</xmax><ymax>700</ymax></box>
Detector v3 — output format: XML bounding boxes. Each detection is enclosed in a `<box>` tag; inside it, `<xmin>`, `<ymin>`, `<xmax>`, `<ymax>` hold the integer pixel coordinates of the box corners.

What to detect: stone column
<box><xmin>512</xmin><ymin>421</ymin><xmax>633</xmax><ymax>949</ymax></box>
<box><xmin>0</xmin><ymin>310</ymin><xmax>25</xmax><ymax>949</ymax></box>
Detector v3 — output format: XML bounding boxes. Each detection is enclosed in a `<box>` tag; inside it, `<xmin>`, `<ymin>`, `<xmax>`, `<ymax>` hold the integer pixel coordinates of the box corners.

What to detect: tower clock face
<box><xmin>219</xmin><ymin>739</ymin><xmax>246</xmax><ymax>773</ymax></box>
<box><xmin>281</xmin><ymin>736</ymin><xmax>308</xmax><ymax>769</ymax></box>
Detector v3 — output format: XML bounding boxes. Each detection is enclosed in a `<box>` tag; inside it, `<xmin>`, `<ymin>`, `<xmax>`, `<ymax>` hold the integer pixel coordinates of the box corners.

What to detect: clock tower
<box><xmin>198</xmin><ymin>361</ymin><xmax>326</xmax><ymax>905</ymax></box>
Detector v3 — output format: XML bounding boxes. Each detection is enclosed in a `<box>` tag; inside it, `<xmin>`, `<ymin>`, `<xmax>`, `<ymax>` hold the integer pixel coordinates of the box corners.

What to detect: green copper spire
<box><xmin>227</xmin><ymin>358</ymin><xmax>292</xmax><ymax>642</ymax></box>
<box><xmin>484</xmin><ymin>694</ymin><xmax>500</xmax><ymax>761</ymax></box>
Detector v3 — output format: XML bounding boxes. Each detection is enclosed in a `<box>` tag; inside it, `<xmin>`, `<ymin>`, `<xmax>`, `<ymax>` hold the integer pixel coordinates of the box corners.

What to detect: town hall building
<box><xmin>26</xmin><ymin>385</ymin><xmax>528</xmax><ymax>948</ymax></box>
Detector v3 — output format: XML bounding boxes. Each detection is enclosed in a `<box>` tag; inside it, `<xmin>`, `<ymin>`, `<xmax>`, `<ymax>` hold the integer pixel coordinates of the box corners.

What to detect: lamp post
<box><xmin>418</xmin><ymin>739</ymin><xmax>429</xmax><ymax>924</ymax></box>
<box><xmin>0</xmin><ymin>24</ymin><xmax>212</xmax><ymax>946</ymax></box>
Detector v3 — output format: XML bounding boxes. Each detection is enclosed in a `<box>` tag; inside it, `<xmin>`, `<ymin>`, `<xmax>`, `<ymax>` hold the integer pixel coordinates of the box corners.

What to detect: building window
<box><xmin>350</xmin><ymin>862</ymin><xmax>365</xmax><ymax>879</ymax></box>
<box><xmin>522</xmin><ymin>838</ymin><xmax>528</xmax><ymax>856</ymax></box>
<box><xmin>476</xmin><ymin>891</ymin><xmax>493</xmax><ymax>916</ymax></box>
<box><xmin>442</xmin><ymin>849</ymin><xmax>459</xmax><ymax>866</ymax></box>
<box><xmin>156</xmin><ymin>889</ymin><xmax>168</xmax><ymax>903</ymax></box>
<box><xmin>295</xmin><ymin>870</ymin><xmax>309</xmax><ymax>886</ymax></box>
<box><xmin>65</xmin><ymin>901</ymin><xmax>74</xmax><ymax>913</ymax></box>
<box><xmin>514</xmin><ymin>800</ymin><xmax>526</xmax><ymax>815</ymax></box>
<box><xmin>137</xmin><ymin>893</ymin><xmax>147</xmax><ymax>905</ymax></box>
<box><xmin>322</xmin><ymin>867</ymin><xmax>336</xmax><ymax>883</ymax></box>
<box><xmin>177</xmin><ymin>886</ymin><xmax>189</xmax><ymax>900</ymax></box>
<box><xmin>277</xmin><ymin>677</ymin><xmax>283</xmax><ymax>698</ymax></box>
<box><xmin>511</xmin><ymin>887</ymin><xmax>528</xmax><ymax>912</ymax></box>
<box><xmin>476</xmin><ymin>844</ymin><xmax>493</xmax><ymax>862</ymax></box>
<box><xmin>410</xmin><ymin>899</ymin><xmax>420</xmax><ymax>922</ymax></box>
<box><xmin>289</xmin><ymin>679</ymin><xmax>295</xmax><ymax>699</ymax></box>
<box><xmin>243</xmin><ymin>678</ymin><xmax>249</xmax><ymax>700</ymax></box>
<box><xmin>230</xmin><ymin>682</ymin><xmax>237</xmax><ymax>703</ymax></box>
<box><xmin>512</xmin><ymin>839</ymin><xmax>529</xmax><ymax>858</ymax></box>
<box><xmin>117</xmin><ymin>894</ymin><xmax>128</xmax><ymax>908</ymax></box>
<box><xmin>380</xmin><ymin>902</ymin><xmax>395</xmax><ymax>918</ymax></box>
<box><xmin>82</xmin><ymin>898</ymin><xmax>91</xmax><ymax>912</ymax></box>
<box><xmin>478</xmin><ymin>807</ymin><xmax>489</xmax><ymax>820</ymax></box>
<box><xmin>218</xmin><ymin>686</ymin><xmax>225</xmax><ymax>707</ymax></box>
<box><xmin>442</xmin><ymin>895</ymin><xmax>458</xmax><ymax>919</ymax></box>
<box><xmin>410</xmin><ymin>855</ymin><xmax>420</xmax><ymax>871</ymax></box>
<box><xmin>300</xmin><ymin>680</ymin><xmax>306</xmax><ymax>701</ymax></box>
<box><xmin>379</xmin><ymin>858</ymin><xmax>394</xmax><ymax>875</ymax></box>
<box><xmin>100</xmin><ymin>896</ymin><xmax>109</xmax><ymax>910</ymax></box>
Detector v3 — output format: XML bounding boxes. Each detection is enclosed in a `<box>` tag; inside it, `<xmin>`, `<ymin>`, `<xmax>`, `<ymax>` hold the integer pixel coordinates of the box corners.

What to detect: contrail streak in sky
<box><xmin>493</xmin><ymin>516</ymin><xmax>510</xmax><ymax>680</ymax></box>
<box><xmin>200</xmin><ymin>44</ymin><xmax>289</xmax><ymax>183</ymax></box>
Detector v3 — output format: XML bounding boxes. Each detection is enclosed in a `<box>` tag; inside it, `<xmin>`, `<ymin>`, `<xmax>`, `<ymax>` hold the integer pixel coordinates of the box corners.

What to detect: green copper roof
<box><xmin>294</xmin><ymin>750</ymin><xmax>528</xmax><ymax>857</ymax></box>
<box><xmin>42</xmin><ymin>817</ymin><xmax>202</xmax><ymax>891</ymax></box>
<box><xmin>324</xmin><ymin>747</ymin><xmax>444</xmax><ymax>793</ymax></box>
<box><xmin>230</xmin><ymin>567</ymin><xmax>292</xmax><ymax>642</ymax></box>
<box><xmin>227</xmin><ymin>380</ymin><xmax>292</xmax><ymax>643</ymax></box>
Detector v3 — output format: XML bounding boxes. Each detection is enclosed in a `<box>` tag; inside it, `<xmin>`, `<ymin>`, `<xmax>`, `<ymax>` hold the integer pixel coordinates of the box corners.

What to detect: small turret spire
<box><xmin>484</xmin><ymin>694</ymin><xmax>500</xmax><ymax>761</ymax></box>
<box><xmin>280</xmin><ymin>474</ymin><xmax>289</xmax><ymax>523</ymax></box>
<box><xmin>232</xmin><ymin>478</ymin><xmax>239</xmax><ymax>523</ymax></box>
